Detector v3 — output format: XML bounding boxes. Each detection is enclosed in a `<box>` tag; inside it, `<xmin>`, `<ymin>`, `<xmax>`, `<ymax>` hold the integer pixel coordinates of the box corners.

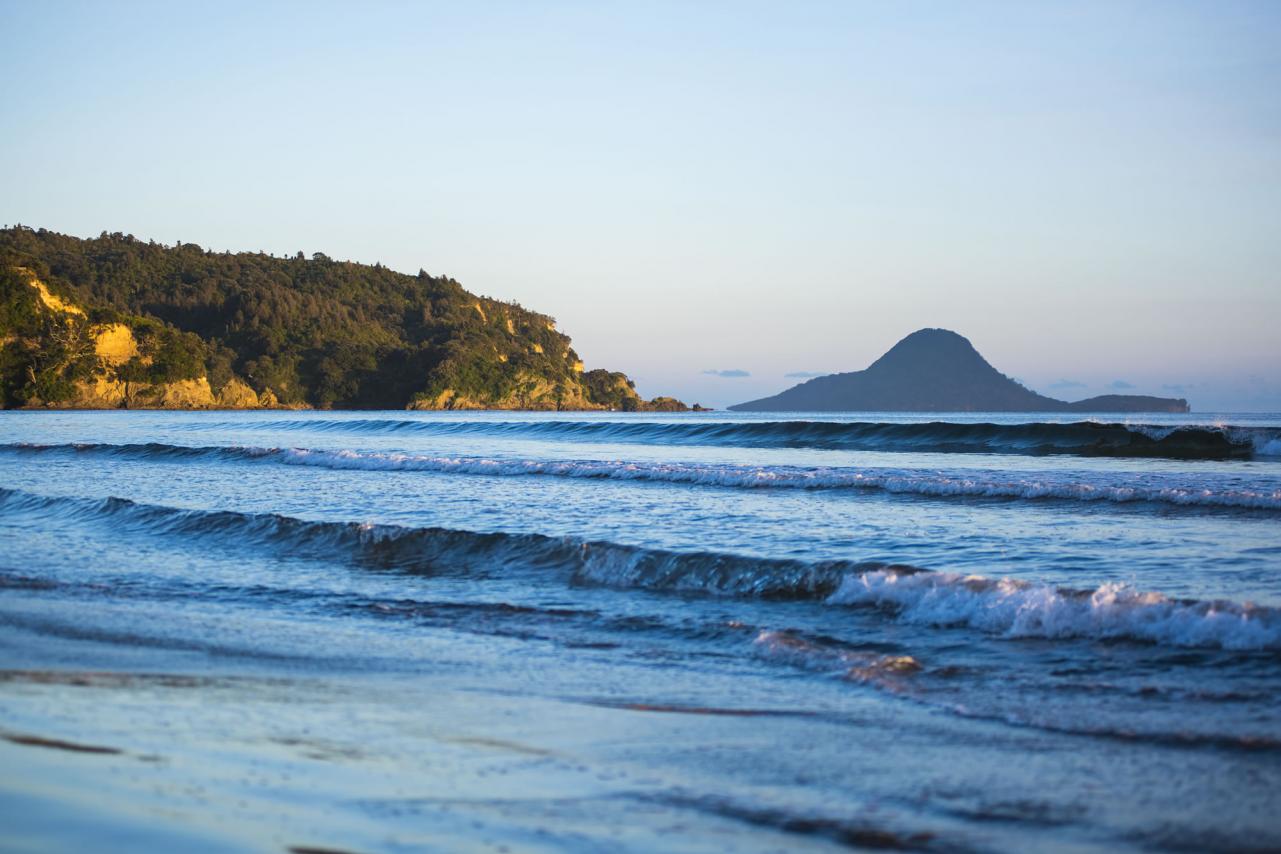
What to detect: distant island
<box><xmin>0</xmin><ymin>226</ymin><xmax>697</xmax><ymax>411</ymax></box>
<box><xmin>731</xmin><ymin>328</ymin><xmax>1190</xmax><ymax>413</ymax></box>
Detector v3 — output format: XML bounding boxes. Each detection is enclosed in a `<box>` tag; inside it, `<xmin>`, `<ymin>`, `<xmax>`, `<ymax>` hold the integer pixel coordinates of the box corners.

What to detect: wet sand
<box><xmin>1</xmin><ymin>661</ymin><xmax>911</xmax><ymax>854</ymax></box>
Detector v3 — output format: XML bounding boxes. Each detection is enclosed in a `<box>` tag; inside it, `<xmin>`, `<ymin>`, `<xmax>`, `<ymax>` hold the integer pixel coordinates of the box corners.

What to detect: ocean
<box><xmin>1</xmin><ymin>409</ymin><xmax>1279</xmax><ymax>852</ymax></box>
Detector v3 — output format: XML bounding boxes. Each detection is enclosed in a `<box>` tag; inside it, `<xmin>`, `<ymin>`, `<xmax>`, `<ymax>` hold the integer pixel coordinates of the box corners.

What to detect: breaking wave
<box><xmin>3</xmin><ymin>486</ymin><xmax>1276</xmax><ymax>651</ymax></box>
<box><xmin>182</xmin><ymin>417</ymin><xmax>1281</xmax><ymax>459</ymax></box>
<box><xmin>827</xmin><ymin>571</ymin><xmax>1281</xmax><ymax>652</ymax></box>
<box><xmin>7</xmin><ymin>443</ymin><xmax>1280</xmax><ymax>511</ymax></box>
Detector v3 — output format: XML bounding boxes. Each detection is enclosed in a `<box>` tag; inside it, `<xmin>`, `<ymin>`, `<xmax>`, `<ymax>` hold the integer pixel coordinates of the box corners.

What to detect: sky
<box><xmin>2</xmin><ymin>1</ymin><xmax>1278</xmax><ymax>410</ymax></box>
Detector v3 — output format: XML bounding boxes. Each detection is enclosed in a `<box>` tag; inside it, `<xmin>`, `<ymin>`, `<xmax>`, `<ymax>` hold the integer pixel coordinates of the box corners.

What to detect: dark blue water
<box><xmin>1</xmin><ymin>410</ymin><xmax>1279</xmax><ymax>852</ymax></box>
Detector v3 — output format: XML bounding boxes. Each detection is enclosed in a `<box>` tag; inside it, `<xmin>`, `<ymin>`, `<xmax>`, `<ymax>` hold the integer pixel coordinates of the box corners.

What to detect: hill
<box><xmin>0</xmin><ymin>226</ymin><xmax>694</xmax><ymax>411</ymax></box>
<box><xmin>730</xmin><ymin>329</ymin><xmax>1190</xmax><ymax>413</ymax></box>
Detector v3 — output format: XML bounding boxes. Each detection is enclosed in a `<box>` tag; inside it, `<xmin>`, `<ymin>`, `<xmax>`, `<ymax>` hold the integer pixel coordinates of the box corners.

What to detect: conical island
<box><xmin>730</xmin><ymin>328</ymin><xmax>1189</xmax><ymax>412</ymax></box>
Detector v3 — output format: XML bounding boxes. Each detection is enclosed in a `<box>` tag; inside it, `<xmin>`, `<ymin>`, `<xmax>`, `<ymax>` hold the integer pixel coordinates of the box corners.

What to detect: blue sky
<box><xmin>2</xmin><ymin>1</ymin><xmax>1278</xmax><ymax>409</ymax></box>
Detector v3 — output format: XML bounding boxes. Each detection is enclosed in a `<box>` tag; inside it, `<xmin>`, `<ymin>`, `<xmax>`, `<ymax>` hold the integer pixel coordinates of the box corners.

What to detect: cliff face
<box><xmin>0</xmin><ymin>227</ymin><xmax>690</xmax><ymax>411</ymax></box>
<box><xmin>1</xmin><ymin>267</ymin><xmax>285</xmax><ymax>409</ymax></box>
<box><xmin>59</xmin><ymin>375</ymin><xmax>281</xmax><ymax>410</ymax></box>
<box><xmin>731</xmin><ymin>329</ymin><xmax>1190</xmax><ymax>413</ymax></box>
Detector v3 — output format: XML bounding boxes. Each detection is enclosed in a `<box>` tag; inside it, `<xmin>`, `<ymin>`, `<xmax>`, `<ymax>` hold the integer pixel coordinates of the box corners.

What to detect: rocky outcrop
<box><xmin>215</xmin><ymin>378</ymin><xmax>261</xmax><ymax>408</ymax></box>
<box><xmin>93</xmin><ymin>323</ymin><xmax>139</xmax><ymax>365</ymax></box>
<box><xmin>57</xmin><ymin>375</ymin><xmax>294</xmax><ymax>410</ymax></box>
<box><xmin>63</xmin><ymin>376</ymin><xmax>129</xmax><ymax>409</ymax></box>
<box><xmin>57</xmin><ymin>377</ymin><xmax>211</xmax><ymax>409</ymax></box>
<box><xmin>645</xmin><ymin>396</ymin><xmax>693</xmax><ymax>412</ymax></box>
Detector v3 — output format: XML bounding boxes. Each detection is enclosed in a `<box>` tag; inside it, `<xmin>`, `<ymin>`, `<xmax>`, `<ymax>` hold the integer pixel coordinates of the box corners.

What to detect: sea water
<box><xmin>1</xmin><ymin>410</ymin><xmax>1279</xmax><ymax>852</ymax></box>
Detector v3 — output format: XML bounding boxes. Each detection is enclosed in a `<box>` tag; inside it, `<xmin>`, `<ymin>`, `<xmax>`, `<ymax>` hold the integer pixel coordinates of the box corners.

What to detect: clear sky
<box><xmin>2</xmin><ymin>1</ymin><xmax>1278</xmax><ymax>410</ymax></box>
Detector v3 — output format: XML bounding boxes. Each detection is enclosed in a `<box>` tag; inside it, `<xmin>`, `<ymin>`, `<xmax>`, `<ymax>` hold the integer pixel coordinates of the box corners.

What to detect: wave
<box><xmin>3</xmin><ymin>486</ymin><xmax>1277</xmax><ymax>651</ymax></box>
<box><xmin>752</xmin><ymin>630</ymin><xmax>923</xmax><ymax>690</ymax></box>
<box><xmin>8</xmin><ymin>442</ymin><xmax>1281</xmax><ymax>512</ymax></box>
<box><xmin>827</xmin><ymin>571</ymin><xmax>1281</xmax><ymax>652</ymax></box>
<box><xmin>184</xmin><ymin>417</ymin><xmax>1281</xmax><ymax>459</ymax></box>
<box><xmin>0</xmin><ymin>485</ymin><xmax>574</xmax><ymax>576</ymax></box>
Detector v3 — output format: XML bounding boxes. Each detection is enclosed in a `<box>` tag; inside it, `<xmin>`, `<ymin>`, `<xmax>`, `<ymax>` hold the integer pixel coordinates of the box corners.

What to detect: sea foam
<box><xmin>828</xmin><ymin>571</ymin><xmax>1281</xmax><ymax>651</ymax></box>
<box><xmin>6</xmin><ymin>443</ymin><xmax>1279</xmax><ymax>512</ymax></box>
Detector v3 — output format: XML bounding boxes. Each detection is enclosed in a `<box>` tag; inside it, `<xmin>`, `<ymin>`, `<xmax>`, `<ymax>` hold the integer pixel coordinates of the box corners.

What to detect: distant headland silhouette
<box><xmin>730</xmin><ymin>329</ymin><xmax>1190</xmax><ymax>413</ymax></box>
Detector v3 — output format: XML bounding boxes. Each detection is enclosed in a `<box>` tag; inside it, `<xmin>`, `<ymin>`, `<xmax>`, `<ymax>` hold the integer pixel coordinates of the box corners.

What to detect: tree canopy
<box><xmin>0</xmin><ymin>226</ymin><xmax>688</xmax><ymax>410</ymax></box>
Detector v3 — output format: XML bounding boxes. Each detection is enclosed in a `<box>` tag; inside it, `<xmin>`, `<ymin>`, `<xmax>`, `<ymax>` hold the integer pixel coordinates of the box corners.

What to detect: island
<box><xmin>730</xmin><ymin>328</ymin><xmax>1190</xmax><ymax>413</ymax></box>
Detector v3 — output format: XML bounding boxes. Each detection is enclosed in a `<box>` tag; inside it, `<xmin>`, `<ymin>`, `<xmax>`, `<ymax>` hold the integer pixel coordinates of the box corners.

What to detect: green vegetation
<box><xmin>0</xmin><ymin>226</ymin><xmax>692</xmax><ymax>410</ymax></box>
<box><xmin>0</xmin><ymin>265</ymin><xmax>97</xmax><ymax>406</ymax></box>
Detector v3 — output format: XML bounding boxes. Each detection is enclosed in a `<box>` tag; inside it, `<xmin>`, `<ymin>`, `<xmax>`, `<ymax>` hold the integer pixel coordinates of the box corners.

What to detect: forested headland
<box><xmin>0</xmin><ymin>226</ymin><xmax>694</xmax><ymax>411</ymax></box>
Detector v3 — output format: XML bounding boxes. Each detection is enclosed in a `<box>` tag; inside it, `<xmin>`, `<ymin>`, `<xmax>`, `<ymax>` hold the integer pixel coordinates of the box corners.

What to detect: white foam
<box><xmin>1254</xmin><ymin>437</ymin><xmax>1281</xmax><ymax>458</ymax></box>
<box><xmin>752</xmin><ymin>630</ymin><xmax>922</xmax><ymax>686</ymax></box>
<box><xmin>827</xmin><ymin>570</ymin><xmax>1281</xmax><ymax>651</ymax></box>
<box><xmin>1131</xmin><ymin>424</ymin><xmax>1180</xmax><ymax>441</ymax></box>
<box><xmin>264</xmin><ymin>448</ymin><xmax>1281</xmax><ymax>511</ymax></box>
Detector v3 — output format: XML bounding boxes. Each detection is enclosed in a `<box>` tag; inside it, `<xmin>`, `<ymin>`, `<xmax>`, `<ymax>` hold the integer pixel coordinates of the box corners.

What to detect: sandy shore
<box><xmin>0</xmin><ymin>656</ymin><xmax>908</xmax><ymax>854</ymax></box>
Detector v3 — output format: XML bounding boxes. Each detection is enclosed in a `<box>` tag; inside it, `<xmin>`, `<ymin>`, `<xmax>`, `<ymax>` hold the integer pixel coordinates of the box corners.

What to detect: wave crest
<box><xmin>181</xmin><ymin>417</ymin><xmax>1280</xmax><ymax>459</ymax></box>
<box><xmin>828</xmin><ymin>571</ymin><xmax>1281</xmax><ymax>651</ymax></box>
<box><xmin>2</xmin><ymin>487</ymin><xmax>1276</xmax><ymax>651</ymax></box>
<box><xmin>8</xmin><ymin>443</ymin><xmax>1280</xmax><ymax>512</ymax></box>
